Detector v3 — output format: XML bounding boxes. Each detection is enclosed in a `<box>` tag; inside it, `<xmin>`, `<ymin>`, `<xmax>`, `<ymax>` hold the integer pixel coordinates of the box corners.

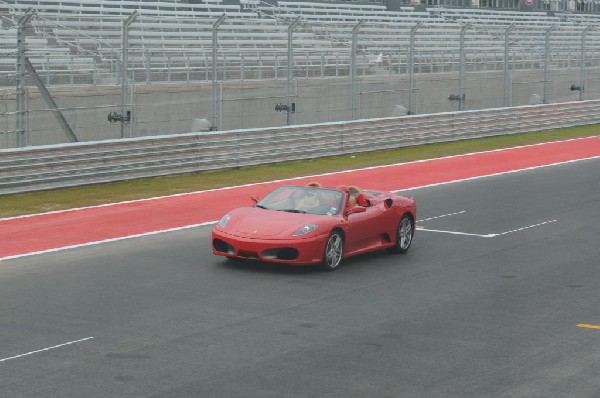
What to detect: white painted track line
<box><xmin>397</xmin><ymin>155</ymin><xmax>600</xmax><ymax>193</ymax></box>
<box><xmin>417</xmin><ymin>211</ymin><xmax>467</xmax><ymax>222</ymax></box>
<box><xmin>0</xmin><ymin>222</ymin><xmax>215</xmax><ymax>262</ymax></box>
<box><xmin>496</xmin><ymin>220</ymin><xmax>558</xmax><ymax>236</ymax></box>
<box><xmin>417</xmin><ymin>219</ymin><xmax>558</xmax><ymax>239</ymax></box>
<box><xmin>416</xmin><ymin>228</ymin><xmax>496</xmax><ymax>238</ymax></box>
<box><xmin>0</xmin><ymin>337</ymin><xmax>94</xmax><ymax>363</ymax></box>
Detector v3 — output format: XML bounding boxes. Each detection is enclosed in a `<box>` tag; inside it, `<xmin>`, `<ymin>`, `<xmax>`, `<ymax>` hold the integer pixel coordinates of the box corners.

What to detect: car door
<box><xmin>344</xmin><ymin>201</ymin><xmax>388</xmax><ymax>253</ymax></box>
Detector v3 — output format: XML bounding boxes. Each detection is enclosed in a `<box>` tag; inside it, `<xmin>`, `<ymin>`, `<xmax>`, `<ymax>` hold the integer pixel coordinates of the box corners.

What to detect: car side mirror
<box><xmin>251</xmin><ymin>195</ymin><xmax>259</xmax><ymax>204</ymax></box>
<box><xmin>347</xmin><ymin>206</ymin><xmax>366</xmax><ymax>215</ymax></box>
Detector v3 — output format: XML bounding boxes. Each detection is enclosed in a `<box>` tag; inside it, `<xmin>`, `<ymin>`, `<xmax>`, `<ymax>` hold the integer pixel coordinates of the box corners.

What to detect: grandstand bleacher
<box><xmin>1</xmin><ymin>0</ymin><xmax>600</xmax><ymax>85</ymax></box>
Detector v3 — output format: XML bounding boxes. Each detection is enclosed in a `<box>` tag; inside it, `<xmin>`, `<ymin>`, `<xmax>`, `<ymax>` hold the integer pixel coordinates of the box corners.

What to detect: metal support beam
<box><xmin>211</xmin><ymin>13</ymin><xmax>226</xmax><ymax>131</ymax></box>
<box><xmin>121</xmin><ymin>10</ymin><xmax>139</xmax><ymax>138</ymax></box>
<box><xmin>16</xmin><ymin>9</ymin><xmax>35</xmax><ymax>147</ymax></box>
<box><xmin>579</xmin><ymin>26</ymin><xmax>592</xmax><ymax>101</ymax></box>
<box><xmin>351</xmin><ymin>20</ymin><xmax>365</xmax><ymax>120</ymax></box>
<box><xmin>458</xmin><ymin>23</ymin><xmax>471</xmax><ymax>111</ymax></box>
<box><xmin>287</xmin><ymin>16</ymin><xmax>301</xmax><ymax>126</ymax></box>
<box><xmin>408</xmin><ymin>22</ymin><xmax>422</xmax><ymax>115</ymax></box>
<box><xmin>25</xmin><ymin>58</ymin><xmax>78</xmax><ymax>143</ymax></box>
<box><xmin>503</xmin><ymin>23</ymin><xmax>515</xmax><ymax>108</ymax></box>
<box><xmin>543</xmin><ymin>25</ymin><xmax>557</xmax><ymax>104</ymax></box>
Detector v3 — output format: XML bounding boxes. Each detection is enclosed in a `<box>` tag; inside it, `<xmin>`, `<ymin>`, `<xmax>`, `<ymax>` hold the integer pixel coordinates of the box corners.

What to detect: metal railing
<box><xmin>1</xmin><ymin>100</ymin><xmax>599</xmax><ymax>195</ymax></box>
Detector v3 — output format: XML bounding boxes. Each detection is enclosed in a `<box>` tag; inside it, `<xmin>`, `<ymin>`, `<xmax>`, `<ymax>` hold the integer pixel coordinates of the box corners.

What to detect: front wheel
<box><xmin>320</xmin><ymin>230</ymin><xmax>344</xmax><ymax>271</ymax></box>
<box><xmin>388</xmin><ymin>214</ymin><xmax>414</xmax><ymax>254</ymax></box>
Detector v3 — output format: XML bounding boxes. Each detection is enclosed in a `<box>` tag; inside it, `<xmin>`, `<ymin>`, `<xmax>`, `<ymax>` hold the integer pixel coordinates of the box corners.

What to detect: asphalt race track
<box><xmin>1</xmin><ymin>158</ymin><xmax>600</xmax><ymax>397</ymax></box>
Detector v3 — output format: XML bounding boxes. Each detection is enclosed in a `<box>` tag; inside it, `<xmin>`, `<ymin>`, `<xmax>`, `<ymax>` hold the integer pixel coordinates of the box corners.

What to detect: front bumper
<box><xmin>211</xmin><ymin>229</ymin><xmax>327</xmax><ymax>265</ymax></box>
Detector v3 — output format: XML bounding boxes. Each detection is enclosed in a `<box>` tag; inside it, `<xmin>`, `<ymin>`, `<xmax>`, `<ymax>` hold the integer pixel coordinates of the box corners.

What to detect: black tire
<box><xmin>320</xmin><ymin>230</ymin><xmax>344</xmax><ymax>271</ymax></box>
<box><xmin>388</xmin><ymin>214</ymin><xmax>414</xmax><ymax>254</ymax></box>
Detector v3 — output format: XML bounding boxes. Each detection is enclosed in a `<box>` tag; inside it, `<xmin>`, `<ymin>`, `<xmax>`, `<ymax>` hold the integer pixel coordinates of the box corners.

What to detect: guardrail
<box><xmin>2</xmin><ymin>100</ymin><xmax>600</xmax><ymax>195</ymax></box>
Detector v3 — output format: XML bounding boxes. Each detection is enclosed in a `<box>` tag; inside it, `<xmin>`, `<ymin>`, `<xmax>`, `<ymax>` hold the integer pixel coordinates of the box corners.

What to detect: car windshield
<box><xmin>256</xmin><ymin>186</ymin><xmax>344</xmax><ymax>215</ymax></box>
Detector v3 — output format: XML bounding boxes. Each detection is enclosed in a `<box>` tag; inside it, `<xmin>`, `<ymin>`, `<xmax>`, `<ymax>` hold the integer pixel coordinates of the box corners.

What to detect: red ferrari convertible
<box><xmin>212</xmin><ymin>183</ymin><xmax>416</xmax><ymax>271</ymax></box>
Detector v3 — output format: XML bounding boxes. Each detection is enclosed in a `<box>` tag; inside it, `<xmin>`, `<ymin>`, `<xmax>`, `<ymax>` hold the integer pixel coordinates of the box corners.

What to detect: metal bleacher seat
<box><xmin>1</xmin><ymin>0</ymin><xmax>247</xmax><ymax>18</ymax></box>
<box><xmin>3</xmin><ymin>0</ymin><xmax>600</xmax><ymax>85</ymax></box>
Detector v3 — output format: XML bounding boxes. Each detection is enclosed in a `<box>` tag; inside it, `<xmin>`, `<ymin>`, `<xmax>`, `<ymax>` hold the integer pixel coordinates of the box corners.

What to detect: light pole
<box><xmin>579</xmin><ymin>26</ymin><xmax>592</xmax><ymax>101</ymax></box>
<box><xmin>543</xmin><ymin>24</ymin><xmax>557</xmax><ymax>104</ymax></box>
<box><xmin>212</xmin><ymin>13</ymin><xmax>226</xmax><ymax>131</ymax></box>
<box><xmin>408</xmin><ymin>22</ymin><xmax>422</xmax><ymax>115</ymax></box>
<box><xmin>351</xmin><ymin>20</ymin><xmax>366</xmax><ymax>120</ymax></box>
<box><xmin>16</xmin><ymin>9</ymin><xmax>35</xmax><ymax>147</ymax></box>
<box><xmin>287</xmin><ymin>16</ymin><xmax>301</xmax><ymax>126</ymax></box>
<box><xmin>121</xmin><ymin>10</ymin><xmax>139</xmax><ymax>138</ymax></box>
<box><xmin>503</xmin><ymin>23</ymin><xmax>515</xmax><ymax>108</ymax></box>
<box><xmin>458</xmin><ymin>23</ymin><xmax>471</xmax><ymax>111</ymax></box>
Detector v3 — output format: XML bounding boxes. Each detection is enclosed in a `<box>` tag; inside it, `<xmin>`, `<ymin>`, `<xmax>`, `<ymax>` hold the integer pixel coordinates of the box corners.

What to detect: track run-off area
<box><xmin>1</xmin><ymin>135</ymin><xmax>600</xmax><ymax>397</ymax></box>
<box><xmin>1</xmin><ymin>135</ymin><xmax>600</xmax><ymax>261</ymax></box>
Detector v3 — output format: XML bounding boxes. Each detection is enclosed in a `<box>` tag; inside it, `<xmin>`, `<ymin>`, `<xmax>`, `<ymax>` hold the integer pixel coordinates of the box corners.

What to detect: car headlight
<box><xmin>219</xmin><ymin>214</ymin><xmax>231</xmax><ymax>228</ymax></box>
<box><xmin>292</xmin><ymin>224</ymin><xmax>318</xmax><ymax>236</ymax></box>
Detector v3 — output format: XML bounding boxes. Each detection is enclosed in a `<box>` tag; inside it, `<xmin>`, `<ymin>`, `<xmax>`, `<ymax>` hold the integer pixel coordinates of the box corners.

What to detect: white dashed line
<box><xmin>417</xmin><ymin>211</ymin><xmax>467</xmax><ymax>223</ymax></box>
<box><xmin>496</xmin><ymin>220</ymin><xmax>558</xmax><ymax>236</ymax></box>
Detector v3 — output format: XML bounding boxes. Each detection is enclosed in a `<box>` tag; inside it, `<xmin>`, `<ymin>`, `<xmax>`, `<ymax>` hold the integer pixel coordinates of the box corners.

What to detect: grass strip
<box><xmin>1</xmin><ymin>125</ymin><xmax>598</xmax><ymax>219</ymax></box>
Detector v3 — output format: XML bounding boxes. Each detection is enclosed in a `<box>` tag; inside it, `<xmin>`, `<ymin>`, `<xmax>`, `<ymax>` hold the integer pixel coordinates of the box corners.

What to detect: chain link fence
<box><xmin>2</xmin><ymin>7</ymin><xmax>600</xmax><ymax>149</ymax></box>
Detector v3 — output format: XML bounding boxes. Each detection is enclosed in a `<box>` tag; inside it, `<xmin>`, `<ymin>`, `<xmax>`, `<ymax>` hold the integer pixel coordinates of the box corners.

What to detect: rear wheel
<box><xmin>388</xmin><ymin>214</ymin><xmax>414</xmax><ymax>254</ymax></box>
<box><xmin>320</xmin><ymin>230</ymin><xmax>344</xmax><ymax>271</ymax></box>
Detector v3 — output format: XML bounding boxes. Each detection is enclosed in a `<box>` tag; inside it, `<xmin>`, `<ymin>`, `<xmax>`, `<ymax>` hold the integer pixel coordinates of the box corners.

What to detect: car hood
<box><xmin>231</xmin><ymin>207</ymin><xmax>328</xmax><ymax>237</ymax></box>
